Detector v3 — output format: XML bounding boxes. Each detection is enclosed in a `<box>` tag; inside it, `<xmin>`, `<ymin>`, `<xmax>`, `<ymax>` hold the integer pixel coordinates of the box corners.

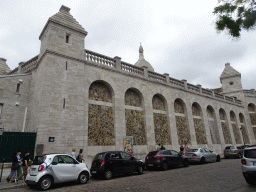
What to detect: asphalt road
<box><xmin>3</xmin><ymin>159</ymin><xmax>256</xmax><ymax>192</ymax></box>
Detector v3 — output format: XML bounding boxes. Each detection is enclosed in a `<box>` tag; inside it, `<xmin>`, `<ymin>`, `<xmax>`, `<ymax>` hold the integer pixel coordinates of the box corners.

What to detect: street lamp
<box><xmin>240</xmin><ymin>126</ymin><xmax>245</xmax><ymax>146</ymax></box>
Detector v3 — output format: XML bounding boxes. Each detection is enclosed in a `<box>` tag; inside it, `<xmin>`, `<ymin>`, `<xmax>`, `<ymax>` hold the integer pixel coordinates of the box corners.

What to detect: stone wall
<box><xmin>0</xmin><ymin>74</ymin><xmax>31</xmax><ymax>132</ymax></box>
<box><xmin>221</xmin><ymin>122</ymin><xmax>232</xmax><ymax>144</ymax></box>
<box><xmin>192</xmin><ymin>104</ymin><xmax>207</xmax><ymax>144</ymax></box>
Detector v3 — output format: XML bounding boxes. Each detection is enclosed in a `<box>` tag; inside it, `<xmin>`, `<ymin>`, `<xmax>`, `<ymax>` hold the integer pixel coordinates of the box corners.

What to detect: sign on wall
<box><xmin>123</xmin><ymin>136</ymin><xmax>133</xmax><ymax>155</ymax></box>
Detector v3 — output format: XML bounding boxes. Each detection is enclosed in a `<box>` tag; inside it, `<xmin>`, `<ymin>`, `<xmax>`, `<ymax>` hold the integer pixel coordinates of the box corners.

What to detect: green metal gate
<box><xmin>0</xmin><ymin>132</ymin><xmax>37</xmax><ymax>163</ymax></box>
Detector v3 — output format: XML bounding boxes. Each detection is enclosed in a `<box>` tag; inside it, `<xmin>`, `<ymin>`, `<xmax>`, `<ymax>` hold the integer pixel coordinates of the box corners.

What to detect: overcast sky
<box><xmin>1</xmin><ymin>0</ymin><xmax>255</xmax><ymax>89</ymax></box>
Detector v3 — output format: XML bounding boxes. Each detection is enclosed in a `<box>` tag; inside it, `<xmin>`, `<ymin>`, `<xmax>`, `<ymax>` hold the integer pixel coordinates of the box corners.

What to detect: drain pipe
<box><xmin>22</xmin><ymin>107</ymin><xmax>27</xmax><ymax>132</ymax></box>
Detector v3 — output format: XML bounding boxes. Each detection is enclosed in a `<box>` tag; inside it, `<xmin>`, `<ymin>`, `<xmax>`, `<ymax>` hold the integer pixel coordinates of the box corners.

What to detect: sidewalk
<box><xmin>0</xmin><ymin>168</ymin><xmax>27</xmax><ymax>190</ymax></box>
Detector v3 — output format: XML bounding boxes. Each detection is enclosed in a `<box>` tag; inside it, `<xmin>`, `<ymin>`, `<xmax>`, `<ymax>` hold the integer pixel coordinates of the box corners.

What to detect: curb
<box><xmin>0</xmin><ymin>183</ymin><xmax>27</xmax><ymax>191</ymax></box>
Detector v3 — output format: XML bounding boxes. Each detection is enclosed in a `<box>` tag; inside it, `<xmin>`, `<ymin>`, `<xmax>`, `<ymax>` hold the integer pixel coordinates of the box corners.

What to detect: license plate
<box><xmin>148</xmin><ymin>164</ymin><xmax>153</xmax><ymax>166</ymax></box>
<box><xmin>31</xmin><ymin>168</ymin><xmax>36</xmax><ymax>171</ymax></box>
<box><xmin>92</xmin><ymin>171</ymin><xmax>97</xmax><ymax>174</ymax></box>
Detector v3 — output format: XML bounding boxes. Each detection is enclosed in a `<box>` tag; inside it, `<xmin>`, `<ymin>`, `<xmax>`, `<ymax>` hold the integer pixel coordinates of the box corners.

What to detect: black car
<box><xmin>145</xmin><ymin>150</ymin><xmax>189</xmax><ymax>171</ymax></box>
<box><xmin>90</xmin><ymin>151</ymin><xmax>145</xmax><ymax>179</ymax></box>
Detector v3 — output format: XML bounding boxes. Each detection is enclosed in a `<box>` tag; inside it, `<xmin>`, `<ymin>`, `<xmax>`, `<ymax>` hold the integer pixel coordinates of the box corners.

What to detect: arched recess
<box><xmin>248</xmin><ymin>103</ymin><xmax>256</xmax><ymax>138</ymax></box>
<box><xmin>192</xmin><ymin>103</ymin><xmax>207</xmax><ymax>144</ymax></box>
<box><xmin>125</xmin><ymin>88</ymin><xmax>146</xmax><ymax>145</ymax></box>
<box><xmin>207</xmin><ymin>106</ymin><xmax>221</xmax><ymax>144</ymax></box>
<box><xmin>152</xmin><ymin>94</ymin><xmax>171</xmax><ymax>145</ymax></box>
<box><xmin>174</xmin><ymin>99</ymin><xmax>191</xmax><ymax>145</ymax></box>
<box><xmin>230</xmin><ymin>111</ymin><xmax>242</xmax><ymax>144</ymax></box>
<box><xmin>219</xmin><ymin>108</ymin><xmax>232</xmax><ymax>144</ymax></box>
<box><xmin>239</xmin><ymin>113</ymin><xmax>250</xmax><ymax>144</ymax></box>
<box><xmin>88</xmin><ymin>81</ymin><xmax>115</xmax><ymax>146</ymax></box>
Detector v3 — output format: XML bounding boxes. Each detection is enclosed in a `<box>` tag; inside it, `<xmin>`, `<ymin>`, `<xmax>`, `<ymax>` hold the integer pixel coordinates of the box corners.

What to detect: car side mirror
<box><xmin>210</xmin><ymin>151</ymin><xmax>213</xmax><ymax>153</ymax></box>
<box><xmin>52</xmin><ymin>162</ymin><xmax>58</xmax><ymax>165</ymax></box>
<box><xmin>130</xmin><ymin>156</ymin><xmax>135</xmax><ymax>160</ymax></box>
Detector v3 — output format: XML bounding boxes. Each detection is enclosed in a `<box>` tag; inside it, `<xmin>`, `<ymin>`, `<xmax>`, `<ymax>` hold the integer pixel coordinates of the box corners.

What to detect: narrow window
<box><xmin>66</xmin><ymin>61</ymin><xmax>68</xmax><ymax>70</ymax></box>
<box><xmin>16</xmin><ymin>83</ymin><xmax>20</xmax><ymax>93</ymax></box>
<box><xmin>63</xmin><ymin>98</ymin><xmax>65</xmax><ymax>109</ymax></box>
<box><xmin>66</xmin><ymin>34</ymin><xmax>70</xmax><ymax>43</ymax></box>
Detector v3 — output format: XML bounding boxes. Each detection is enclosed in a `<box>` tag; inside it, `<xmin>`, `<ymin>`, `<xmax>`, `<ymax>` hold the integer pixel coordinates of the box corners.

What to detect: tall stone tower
<box><xmin>0</xmin><ymin>58</ymin><xmax>11</xmax><ymax>75</ymax></box>
<box><xmin>39</xmin><ymin>5</ymin><xmax>88</xmax><ymax>60</ymax></box>
<box><xmin>220</xmin><ymin>63</ymin><xmax>243</xmax><ymax>93</ymax></box>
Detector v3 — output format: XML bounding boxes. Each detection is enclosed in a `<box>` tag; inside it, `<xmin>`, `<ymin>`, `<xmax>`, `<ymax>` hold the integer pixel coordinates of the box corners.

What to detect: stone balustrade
<box><xmin>84</xmin><ymin>49</ymin><xmax>115</xmax><ymax>67</ymax></box>
<box><xmin>202</xmin><ymin>88</ymin><xmax>213</xmax><ymax>96</ymax></box>
<box><xmin>148</xmin><ymin>71</ymin><xmax>166</xmax><ymax>83</ymax></box>
<box><xmin>244</xmin><ymin>89</ymin><xmax>256</xmax><ymax>96</ymax></box>
<box><xmin>215</xmin><ymin>93</ymin><xmax>224</xmax><ymax>100</ymax></box>
<box><xmin>121</xmin><ymin>61</ymin><xmax>144</xmax><ymax>76</ymax></box>
<box><xmin>225</xmin><ymin>96</ymin><xmax>234</xmax><ymax>102</ymax></box>
<box><xmin>187</xmin><ymin>83</ymin><xmax>200</xmax><ymax>93</ymax></box>
<box><xmin>169</xmin><ymin>77</ymin><xmax>185</xmax><ymax>88</ymax></box>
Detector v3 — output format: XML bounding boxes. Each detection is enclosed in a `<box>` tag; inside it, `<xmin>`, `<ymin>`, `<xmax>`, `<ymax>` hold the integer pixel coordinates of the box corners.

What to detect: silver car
<box><xmin>185</xmin><ymin>148</ymin><xmax>221</xmax><ymax>164</ymax></box>
<box><xmin>25</xmin><ymin>154</ymin><xmax>90</xmax><ymax>190</ymax></box>
<box><xmin>241</xmin><ymin>146</ymin><xmax>256</xmax><ymax>185</ymax></box>
<box><xmin>224</xmin><ymin>146</ymin><xmax>243</xmax><ymax>159</ymax></box>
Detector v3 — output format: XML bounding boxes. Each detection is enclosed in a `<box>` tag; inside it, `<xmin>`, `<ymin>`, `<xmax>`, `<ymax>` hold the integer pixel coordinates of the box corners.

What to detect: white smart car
<box><xmin>25</xmin><ymin>154</ymin><xmax>90</xmax><ymax>190</ymax></box>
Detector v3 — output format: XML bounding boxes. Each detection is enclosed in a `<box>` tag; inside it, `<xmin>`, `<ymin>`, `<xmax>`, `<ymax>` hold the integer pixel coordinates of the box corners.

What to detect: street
<box><xmin>2</xmin><ymin>159</ymin><xmax>256</xmax><ymax>192</ymax></box>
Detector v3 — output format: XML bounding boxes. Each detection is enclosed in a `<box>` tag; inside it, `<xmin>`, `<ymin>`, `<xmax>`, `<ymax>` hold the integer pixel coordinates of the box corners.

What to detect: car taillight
<box><xmin>38</xmin><ymin>165</ymin><xmax>44</xmax><ymax>171</ymax></box>
<box><xmin>145</xmin><ymin>156</ymin><xmax>148</xmax><ymax>160</ymax></box>
<box><xmin>154</xmin><ymin>155</ymin><xmax>162</xmax><ymax>159</ymax></box>
<box><xmin>192</xmin><ymin>154</ymin><xmax>197</xmax><ymax>157</ymax></box>
<box><xmin>234</xmin><ymin>150</ymin><xmax>237</xmax><ymax>153</ymax></box>
<box><xmin>100</xmin><ymin>158</ymin><xmax>105</xmax><ymax>166</ymax></box>
<box><xmin>241</xmin><ymin>159</ymin><xmax>246</xmax><ymax>165</ymax></box>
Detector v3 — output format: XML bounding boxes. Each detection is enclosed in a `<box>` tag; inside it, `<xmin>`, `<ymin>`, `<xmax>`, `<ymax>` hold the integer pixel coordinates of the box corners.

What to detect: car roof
<box><xmin>38</xmin><ymin>153</ymin><xmax>71</xmax><ymax>156</ymax></box>
<box><xmin>244</xmin><ymin>146</ymin><xmax>256</xmax><ymax>150</ymax></box>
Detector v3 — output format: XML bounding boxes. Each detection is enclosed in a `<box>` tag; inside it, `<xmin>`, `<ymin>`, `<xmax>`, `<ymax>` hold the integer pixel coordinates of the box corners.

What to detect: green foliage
<box><xmin>213</xmin><ymin>0</ymin><xmax>256</xmax><ymax>38</ymax></box>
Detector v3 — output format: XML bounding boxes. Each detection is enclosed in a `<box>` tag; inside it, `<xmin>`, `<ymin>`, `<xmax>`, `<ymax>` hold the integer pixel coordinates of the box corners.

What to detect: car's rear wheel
<box><xmin>183</xmin><ymin>159</ymin><xmax>189</xmax><ymax>167</ymax></box>
<box><xmin>200</xmin><ymin>157</ymin><xmax>205</xmax><ymax>164</ymax></box>
<box><xmin>78</xmin><ymin>171</ymin><xmax>89</xmax><ymax>184</ymax></box>
<box><xmin>245</xmin><ymin>177</ymin><xmax>256</xmax><ymax>185</ymax></box>
<box><xmin>38</xmin><ymin>176</ymin><xmax>52</xmax><ymax>191</ymax></box>
<box><xmin>104</xmin><ymin>170</ymin><xmax>113</xmax><ymax>180</ymax></box>
<box><xmin>216</xmin><ymin>155</ymin><xmax>221</xmax><ymax>162</ymax></box>
<box><xmin>137</xmin><ymin>166</ymin><xmax>143</xmax><ymax>174</ymax></box>
<box><xmin>162</xmin><ymin>162</ymin><xmax>168</xmax><ymax>171</ymax></box>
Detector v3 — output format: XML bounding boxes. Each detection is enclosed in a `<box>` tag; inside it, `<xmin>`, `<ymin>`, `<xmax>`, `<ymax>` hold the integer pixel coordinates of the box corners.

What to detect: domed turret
<box><xmin>134</xmin><ymin>44</ymin><xmax>154</xmax><ymax>71</ymax></box>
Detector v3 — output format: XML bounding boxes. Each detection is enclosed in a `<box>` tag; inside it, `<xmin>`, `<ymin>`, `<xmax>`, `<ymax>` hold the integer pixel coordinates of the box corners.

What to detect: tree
<box><xmin>213</xmin><ymin>0</ymin><xmax>256</xmax><ymax>38</ymax></box>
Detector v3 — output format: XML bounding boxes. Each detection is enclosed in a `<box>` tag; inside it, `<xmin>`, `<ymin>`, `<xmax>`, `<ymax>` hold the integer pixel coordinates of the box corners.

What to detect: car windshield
<box><xmin>187</xmin><ymin>149</ymin><xmax>198</xmax><ymax>152</ymax></box>
<box><xmin>93</xmin><ymin>153</ymin><xmax>105</xmax><ymax>161</ymax></box>
<box><xmin>244</xmin><ymin>149</ymin><xmax>256</xmax><ymax>158</ymax></box>
<box><xmin>32</xmin><ymin>155</ymin><xmax>46</xmax><ymax>165</ymax></box>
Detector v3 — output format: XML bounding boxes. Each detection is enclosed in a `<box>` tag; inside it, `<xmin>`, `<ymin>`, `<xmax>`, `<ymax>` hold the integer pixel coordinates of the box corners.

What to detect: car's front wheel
<box><xmin>216</xmin><ymin>155</ymin><xmax>221</xmax><ymax>162</ymax></box>
<box><xmin>138</xmin><ymin>166</ymin><xmax>143</xmax><ymax>175</ymax></box>
<box><xmin>38</xmin><ymin>176</ymin><xmax>52</xmax><ymax>191</ymax></box>
<box><xmin>78</xmin><ymin>171</ymin><xmax>89</xmax><ymax>184</ymax></box>
<box><xmin>104</xmin><ymin>169</ymin><xmax>113</xmax><ymax>180</ymax></box>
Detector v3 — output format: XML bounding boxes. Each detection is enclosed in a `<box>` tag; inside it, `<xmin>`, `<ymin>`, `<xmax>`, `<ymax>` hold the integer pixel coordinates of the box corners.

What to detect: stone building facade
<box><xmin>1</xmin><ymin>5</ymin><xmax>256</xmax><ymax>166</ymax></box>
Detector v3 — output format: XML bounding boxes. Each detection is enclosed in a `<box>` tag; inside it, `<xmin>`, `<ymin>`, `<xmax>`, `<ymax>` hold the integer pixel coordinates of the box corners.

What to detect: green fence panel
<box><xmin>0</xmin><ymin>132</ymin><xmax>37</xmax><ymax>163</ymax></box>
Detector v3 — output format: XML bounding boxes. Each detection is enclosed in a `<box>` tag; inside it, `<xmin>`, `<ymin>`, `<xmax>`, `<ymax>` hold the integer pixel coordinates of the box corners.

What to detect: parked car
<box><xmin>185</xmin><ymin>148</ymin><xmax>220</xmax><ymax>164</ymax></box>
<box><xmin>26</xmin><ymin>154</ymin><xmax>90</xmax><ymax>190</ymax></box>
<box><xmin>145</xmin><ymin>150</ymin><xmax>189</xmax><ymax>171</ymax></box>
<box><xmin>224</xmin><ymin>146</ymin><xmax>243</xmax><ymax>158</ymax></box>
<box><xmin>90</xmin><ymin>151</ymin><xmax>144</xmax><ymax>180</ymax></box>
<box><xmin>241</xmin><ymin>146</ymin><xmax>256</xmax><ymax>185</ymax></box>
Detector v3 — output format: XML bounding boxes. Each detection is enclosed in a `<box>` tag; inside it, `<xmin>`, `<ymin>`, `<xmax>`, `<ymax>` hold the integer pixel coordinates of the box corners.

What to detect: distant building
<box><xmin>0</xmin><ymin>5</ymin><xmax>255</xmax><ymax>165</ymax></box>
